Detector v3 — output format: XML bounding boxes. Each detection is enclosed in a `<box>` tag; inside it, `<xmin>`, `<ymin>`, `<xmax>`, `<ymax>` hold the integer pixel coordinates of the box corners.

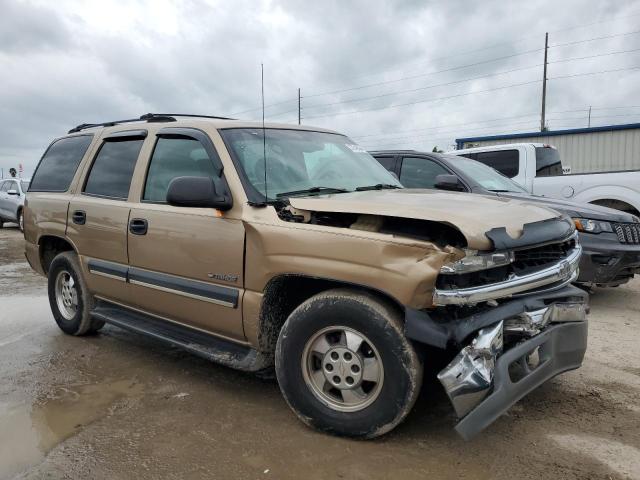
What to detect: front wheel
<box><xmin>275</xmin><ymin>289</ymin><xmax>423</xmax><ymax>438</ymax></box>
<box><xmin>18</xmin><ymin>210</ymin><xmax>24</xmax><ymax>232</ymax></box>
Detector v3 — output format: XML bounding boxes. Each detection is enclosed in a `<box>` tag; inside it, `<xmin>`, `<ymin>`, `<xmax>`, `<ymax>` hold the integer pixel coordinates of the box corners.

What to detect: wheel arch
<box><xmin>38</xmin><ymin>235</ymin><xmax>78</xmax><ymax>274</ymax></box>
<box><xmin>256</xmin><ymin>274</ymin><xmax>405</xmax><ymax>358</ymax></box>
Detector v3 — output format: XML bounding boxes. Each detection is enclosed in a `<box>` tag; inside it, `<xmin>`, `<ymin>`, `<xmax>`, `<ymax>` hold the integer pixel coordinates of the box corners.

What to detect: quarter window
<box><xmin>374</xmin><ymin>156</ymin><xmax>396</xmax><ymax>172</ymax></box>
<box><xmin>475</xmin><ymin>150</ymin><xmax>519</xmax><ymax>178</ymax></box>
<box><xmin>400</xmin><ymin>157</ymin><xmax>451</xmax><ymax>189</ymax></box>
<box><xmin>144</xmin><ymin>137</ymin><xmax>217</xmax><ymax>202</ymax></box>
<box><xmin>84</xmin><ymin>139</ymin><xmax>144</xmax><ymax>199</ymax></box>
<box><xmin>30</xmin><ymin>135</ymin><xmax>93</xmax><ymax>192</ymax></box>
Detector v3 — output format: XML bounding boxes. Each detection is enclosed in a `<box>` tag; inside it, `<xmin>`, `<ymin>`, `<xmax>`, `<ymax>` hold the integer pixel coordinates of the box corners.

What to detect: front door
<box><xmin>126</xmin><ymin>129</ymin><xmax>246</xmax><ymax>341</ymax></box>
<box><xmin>66</xmin><ymin>130</ymin><xmax>147</xmax><ymax>304</ymax></box>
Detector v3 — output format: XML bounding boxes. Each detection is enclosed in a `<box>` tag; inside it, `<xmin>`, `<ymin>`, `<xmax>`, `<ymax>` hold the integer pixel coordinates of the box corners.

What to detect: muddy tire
<box><xmin>48</xmin><ymin>252</ymin><xmax>104</xmax><ymax>335</ymax></box>
<box><xmin>17</xmin><ymin>209</ymin><xmax>24</xmax><ymax>233</ymax></box>
<box><xmin>275</xmin><ymin>289</ymin><xmax>422</xmax><ymax>439</ymax></box>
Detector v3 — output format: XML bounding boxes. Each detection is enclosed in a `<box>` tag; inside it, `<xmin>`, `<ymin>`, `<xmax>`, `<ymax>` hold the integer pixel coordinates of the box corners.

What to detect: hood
<box><xmin>495</xmin><ymin>192</ymin><xmax>636</xmax><ymax>222</ymax></box>
<box><xmin>289</xmin><ymin>189</ymin><xmax>563</xmax><ymax>250</ymax></box>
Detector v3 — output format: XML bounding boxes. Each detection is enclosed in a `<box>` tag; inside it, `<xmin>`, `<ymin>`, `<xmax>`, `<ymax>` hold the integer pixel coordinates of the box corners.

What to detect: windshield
<box><xmin>451</xmin><ymin>156</ymin><xmax>527</xmax><ymax>193</ymax></box>
<box><xmin>20</xmin><ymin>180</ymin><xmax>30</xmax><ymax>192</ymax></box>
<box><xmin>220</xmin><ymin>128</ymin><xmax>401</xmax><ymax>201</ymax></box>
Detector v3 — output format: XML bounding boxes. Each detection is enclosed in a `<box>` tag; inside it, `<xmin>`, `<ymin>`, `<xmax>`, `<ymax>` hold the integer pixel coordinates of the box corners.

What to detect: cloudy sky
<box><xmin>1</xmin><ymin>0</ymin><xmax>639</xmax><ymax>177</ymax></box>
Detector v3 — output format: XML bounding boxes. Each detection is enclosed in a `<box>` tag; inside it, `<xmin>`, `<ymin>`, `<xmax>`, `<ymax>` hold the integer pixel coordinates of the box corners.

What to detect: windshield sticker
<box><xmin>346</xmin><ymin>144</ymin><xmax>367</xmax><ymax>153</ymax></box>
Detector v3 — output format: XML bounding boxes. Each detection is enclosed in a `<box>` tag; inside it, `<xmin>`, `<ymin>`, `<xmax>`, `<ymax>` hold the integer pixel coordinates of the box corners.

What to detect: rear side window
<box><xmin>475</xmin><ymin>150</ymin><xmax>519</xmax><ymax>178</ymax></box>
<box><xmin>400</xmin><ymin>157</ymin><xmax>451</xmax><ymax>188</ymax></box>
<box><xmin>30</xmin><ymin>135</ymin><xmax>93</xmax><ymax>192</ymax></box>
<box><xmin>535</xmin><ymin>147</ymin><xmax>563</xmax><ymax>176</ymax></box>
<box><xmin>144</xmin><ymin>137</ymin><xmax>216</xmax><ymax>202</ymax></box>
<box><xmin>84</xmin><ymin>139</ymin><xmax>144</xmax><ymax>199</ymax></box>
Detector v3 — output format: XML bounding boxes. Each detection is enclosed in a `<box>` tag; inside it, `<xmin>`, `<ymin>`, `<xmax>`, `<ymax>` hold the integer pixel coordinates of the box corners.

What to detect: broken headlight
<box><xmin>440</xmin><ymin>250</ymin><xmax>514</xmax><ymax>274</ymax></box>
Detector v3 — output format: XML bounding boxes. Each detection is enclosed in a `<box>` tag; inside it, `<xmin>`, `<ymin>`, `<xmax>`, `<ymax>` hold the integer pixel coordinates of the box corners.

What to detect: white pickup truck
<box><xmin>447</xmin><ymin>143</ymin><xmax>640</xmax><ymax>216</ymax></box>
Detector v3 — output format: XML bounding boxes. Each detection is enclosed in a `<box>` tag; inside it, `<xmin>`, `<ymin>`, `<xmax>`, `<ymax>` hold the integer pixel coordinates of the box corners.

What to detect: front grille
<box><xmin>435</xmin><ymin>236</ymin><xmax>577</xmax><ymax>290</ymax></box>
<box><xmin>512</xmin><ymin>237</ymin><xmax>576</xmax><ymax>274</ymax></box>
<box><xmin>613</xmin><ymin>223</ymin><xmax>640</xmax><ymax>244</ymax></box>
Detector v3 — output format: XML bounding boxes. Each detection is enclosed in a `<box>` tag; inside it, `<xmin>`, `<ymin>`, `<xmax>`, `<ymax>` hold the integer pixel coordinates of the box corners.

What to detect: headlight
<box><xmin>573</xmin><ymin>218</ymin><xmax>613</xmax><ymax>233</ymax></box>
<box><xmin>440</xmin><ymin>250</ymin><xmax>514</xmax><ymax>274</ymax></box>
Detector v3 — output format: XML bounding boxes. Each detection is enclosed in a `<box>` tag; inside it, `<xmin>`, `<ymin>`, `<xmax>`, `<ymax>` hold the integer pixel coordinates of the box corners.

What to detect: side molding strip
<box><xmin>88</xmin><ymin>259</ymin><xmax>128</xmax><ymax>282</ymax></box>
<box><xmin>128</xmin><ymin>267</ymin><xmax>239</xmax><ymax>308</ymax></box>
<box><xmin>86</xmin><ymin>259</ymin><xmax>238</xmax><ymax>308</ymax></box>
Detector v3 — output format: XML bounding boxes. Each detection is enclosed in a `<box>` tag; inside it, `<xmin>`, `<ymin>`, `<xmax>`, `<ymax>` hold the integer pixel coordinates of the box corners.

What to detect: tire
<box><xmin>17</xmin><ymin>210</ymin><xmax>24</xmax><ymax>233</ymax></box>
<box><xmin>275</xmin><ymin>288</ymin><xmax>423</xmax><ymax>439</ymax></box>
<box><xmin>47</xmin><ymin>252</ymin><xmax>104</xmax><ymax>335</ymax></box>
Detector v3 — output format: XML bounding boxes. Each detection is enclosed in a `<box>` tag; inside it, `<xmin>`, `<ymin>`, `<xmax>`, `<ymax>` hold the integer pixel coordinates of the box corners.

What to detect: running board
<box><xmin>91</xmin><ymin>300</ymin><xmax>270</xmax><ymax>372</ymax></box>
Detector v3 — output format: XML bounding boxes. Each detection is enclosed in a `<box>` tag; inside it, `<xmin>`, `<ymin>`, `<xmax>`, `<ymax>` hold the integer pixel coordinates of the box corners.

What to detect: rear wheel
<box><xmin>48</xmin><ymin>252</ymin><xmax>104</xmax><ymax>335</ymax></box>
<box><xmin>275</xmin><ymin>289</ymin><xmax>423</xmax><ymax>438</ymax></box>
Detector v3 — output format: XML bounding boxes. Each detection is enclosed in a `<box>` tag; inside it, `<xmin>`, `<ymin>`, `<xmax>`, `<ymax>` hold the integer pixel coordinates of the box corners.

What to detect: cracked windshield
<box><xmin>221</xmin><ymin>128</ymin><xmax>401</xmax><ymax>199</ymax></box>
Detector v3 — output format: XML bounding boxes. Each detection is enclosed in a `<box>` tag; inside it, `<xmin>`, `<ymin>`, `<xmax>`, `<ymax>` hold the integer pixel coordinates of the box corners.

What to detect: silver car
<box><xmin>0</xmin><ymin>178</ymin><xmax>30</xmax><ymax>232</ymax></box>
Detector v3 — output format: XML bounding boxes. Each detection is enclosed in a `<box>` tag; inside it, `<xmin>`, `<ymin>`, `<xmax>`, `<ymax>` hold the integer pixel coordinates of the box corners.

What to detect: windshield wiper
<box><xmin>355</xmin><ymin>183</ymin><xmax>401</xmax><ymax>191</ymax></box>
<box><xmin>487</xmin><ymin>189</ymin><xmax>516</xmax><ymax>193</ymax></box>
<box><xmin>276</xmin><ymin>186</ymin><xmax>350</xmax><ymax>198</ymax></box>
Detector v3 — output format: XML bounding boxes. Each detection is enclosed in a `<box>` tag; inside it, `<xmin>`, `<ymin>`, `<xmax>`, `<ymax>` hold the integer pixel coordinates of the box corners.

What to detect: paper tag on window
<box><xmin>346</xmin><ymin>144</ymin><xmax>367</xmax><ymax>153</ymax></box>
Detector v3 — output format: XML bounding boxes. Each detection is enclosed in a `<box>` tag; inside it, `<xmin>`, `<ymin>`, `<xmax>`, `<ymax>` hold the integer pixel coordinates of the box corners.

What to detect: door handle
<box><xmin>129</xmin><ymin>218</ymin><xmax>148</xmax><ymax>235</ymax></box>
<box><xmin>72</xmin><ymin>210</ymin><xmax>86</xmax><ymax>225</ymax></box>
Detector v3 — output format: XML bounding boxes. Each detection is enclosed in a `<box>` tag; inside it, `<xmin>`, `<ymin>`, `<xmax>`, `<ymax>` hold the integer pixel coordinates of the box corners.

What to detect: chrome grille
<box><xmin>512</xmin><ymin>236</ymin><xmax>576</xmax><ymax>273</ymax></box>
<box><xmin>614</xmin><ymin>223</ymin><xmax>640</xmax><ymax>244</ymax></box>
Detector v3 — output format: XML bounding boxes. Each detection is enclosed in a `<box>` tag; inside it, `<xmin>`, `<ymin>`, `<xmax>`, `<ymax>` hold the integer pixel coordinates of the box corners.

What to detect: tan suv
<box><xmin>24</xmin><ymin>114</ymin><xmax>588</xmax><ymax>439</ymax></box>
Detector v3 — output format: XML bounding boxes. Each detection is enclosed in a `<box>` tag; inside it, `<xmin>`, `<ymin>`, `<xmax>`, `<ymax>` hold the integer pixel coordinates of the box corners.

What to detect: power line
<box><xmin>301</xmin><ymin>64</ymin><xmax>542</xmax><ymax>111</ymax></box>
<box><xmin>549</xmin><ymin>29</ymin><xmax>640</xmax><ymax>48</ymax></box>
<box><xmin>306</xmin><ymin>65</ymin><xmax>640</xmax><ymax>121</ymax></box>
<box><xmin>301</xmin><ymin>48</ymin><xmax>542</xmax><ymax>100</ymax></box>
<box><xmin>303</xmin><ymin>80</ymin><xmax>541</xmax><ymax>120</ymax></box>
<box><xmin>549</xmin><ymin>47</ymin><xmax>640</xmax><ymax>64</ymax></box>
<box><xmin>350</xmin><ymin>106</ymin><xmax>639</xmax><ymax>141</ymax></box>
<box><xmin>302</xmin><ymin>48</ymin><xmax>640</xmax><ymax>115</ymax></box>
<box><xmin>550</xmin><ymin>65</ymin><xmax>640</xmax><ymax>80</ymax></box>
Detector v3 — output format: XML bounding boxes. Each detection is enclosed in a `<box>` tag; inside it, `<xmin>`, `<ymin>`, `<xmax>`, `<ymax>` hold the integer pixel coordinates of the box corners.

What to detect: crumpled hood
<box><xmin>289</xmin><ymin>189</ymin><xmax>563</xmax><ymax>250</ymax></box>
<box><xmin>495</xmin><ymin>192</ymin><xmax>637</xmax><ymax>222</ymax></box>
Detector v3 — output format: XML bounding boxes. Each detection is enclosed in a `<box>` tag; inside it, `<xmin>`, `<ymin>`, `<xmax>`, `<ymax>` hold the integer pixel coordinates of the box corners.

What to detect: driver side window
<box><xmin>144</xmin><ymin>137</ymin><xmax>217</xmax><ymax>202</ymax></box>
<box><xmin>400</xmin><ymin>157</ymin><xmax>450</xmax><ymax>189</ymax></box>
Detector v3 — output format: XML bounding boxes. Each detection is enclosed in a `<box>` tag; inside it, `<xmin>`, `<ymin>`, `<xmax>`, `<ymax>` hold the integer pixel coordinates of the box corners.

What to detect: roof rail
<box><xmin>68</xmin><ymin>113</ymin><xmax>236</xmax><ymax>134</ymax></box>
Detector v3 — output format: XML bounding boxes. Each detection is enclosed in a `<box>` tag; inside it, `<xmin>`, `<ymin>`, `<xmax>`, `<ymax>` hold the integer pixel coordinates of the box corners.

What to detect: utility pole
<box><xmin>588</xmin><ymin>106</ymin><xmax>592</xmax><ymax>127</ymax></box>
<box><xmin>298</xmin><ymin>88</ymin><xmax>301</xmax><ymax>125</ymax></box>
<box><xmin>540</xmin><ymin>32</ymin><xmax>548</xmax><ymax>132</ymax></box>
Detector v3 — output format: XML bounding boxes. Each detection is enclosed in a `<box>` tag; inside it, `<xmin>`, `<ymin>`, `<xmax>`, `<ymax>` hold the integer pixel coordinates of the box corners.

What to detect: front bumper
<box><xmin>405</xmin><ymin>284</ymin><xmax>588</xmax><ymax>439</ymax></box>
<box><xmin>577</xmin><ymin>232</ymin><xmax>640</xmax><ymax>286</ymax></box>
<box><xmin>450</xmin><ymin>320</ymin><xmax>587</xmax><ymax>440</ymax></box>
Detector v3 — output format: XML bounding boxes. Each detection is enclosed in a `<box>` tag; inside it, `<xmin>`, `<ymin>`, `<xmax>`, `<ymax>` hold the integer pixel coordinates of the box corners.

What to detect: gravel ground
<box><xmin>0</xmin><ymin>226</ymin><xmax>639</xmax><ymax>480</ymax></box>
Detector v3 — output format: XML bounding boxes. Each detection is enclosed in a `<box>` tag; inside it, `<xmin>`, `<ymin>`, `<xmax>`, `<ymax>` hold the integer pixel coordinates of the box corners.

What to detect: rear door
<box><xmin>67</xmin><ymin>130</ymin><xmax>147</xmax><ymax>305</ymax></box>
<box><xmin>126</xmin><ymin>128</ymin><xmax>245</xmax><ymax>341</ymax></box>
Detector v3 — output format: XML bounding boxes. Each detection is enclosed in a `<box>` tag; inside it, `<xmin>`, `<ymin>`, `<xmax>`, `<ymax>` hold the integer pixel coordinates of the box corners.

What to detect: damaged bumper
<box><xmin>435</xmin><ymin>294</ymin><xmax>588</xmax><ymax>440</ymax></box>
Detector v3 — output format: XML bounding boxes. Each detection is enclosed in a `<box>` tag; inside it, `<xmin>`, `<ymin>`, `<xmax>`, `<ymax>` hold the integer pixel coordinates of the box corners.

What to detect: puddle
<box><xmin>0</xmin><ymin>379</ymin><xmax>144</xmax><ymax>478</ymax></box>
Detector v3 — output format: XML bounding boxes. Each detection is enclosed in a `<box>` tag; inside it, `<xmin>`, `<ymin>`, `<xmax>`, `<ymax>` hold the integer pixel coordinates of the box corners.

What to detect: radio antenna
<box><xmin>261</xmin><ymin>63</ymin><xmax>268</xmax><ymax>204</ymax></box>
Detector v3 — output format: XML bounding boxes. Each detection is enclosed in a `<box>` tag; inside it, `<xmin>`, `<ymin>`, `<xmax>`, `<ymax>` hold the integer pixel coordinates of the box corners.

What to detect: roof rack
<box><xmin>68</xmin><ymin>113</ymin><xmax>236</xmax><ymax>134</ymax></box>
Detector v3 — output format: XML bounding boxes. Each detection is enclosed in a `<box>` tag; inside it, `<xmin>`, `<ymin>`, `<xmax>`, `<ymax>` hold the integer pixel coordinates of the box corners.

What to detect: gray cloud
<box><xmin>0</xmin><ymin>0</ymin><xmax>639</xmax><ymax>176</ymax></box>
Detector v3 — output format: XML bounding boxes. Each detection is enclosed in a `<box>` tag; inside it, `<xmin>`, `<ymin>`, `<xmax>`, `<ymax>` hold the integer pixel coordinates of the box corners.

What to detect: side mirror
<box><xmin>166</xmin><ymin>176</ymin><xmax>232</xmax><ymax>210</ymax></box>
<box><xmin>434</xmin><ymin>174</ymin><xmax>465</xmax><ymax>192</ymax></box>
<box><xmin>7</xmin><ymin>189</ymin><xmax>18</xmax><ymax>196</ymax></box>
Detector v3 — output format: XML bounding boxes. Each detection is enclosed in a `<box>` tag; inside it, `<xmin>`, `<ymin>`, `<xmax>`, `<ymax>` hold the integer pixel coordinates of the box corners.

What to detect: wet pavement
<box><xmin>1</xmin><ymin>226</ymin><xmax>639</xmax><ymax>480</ymax></box>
